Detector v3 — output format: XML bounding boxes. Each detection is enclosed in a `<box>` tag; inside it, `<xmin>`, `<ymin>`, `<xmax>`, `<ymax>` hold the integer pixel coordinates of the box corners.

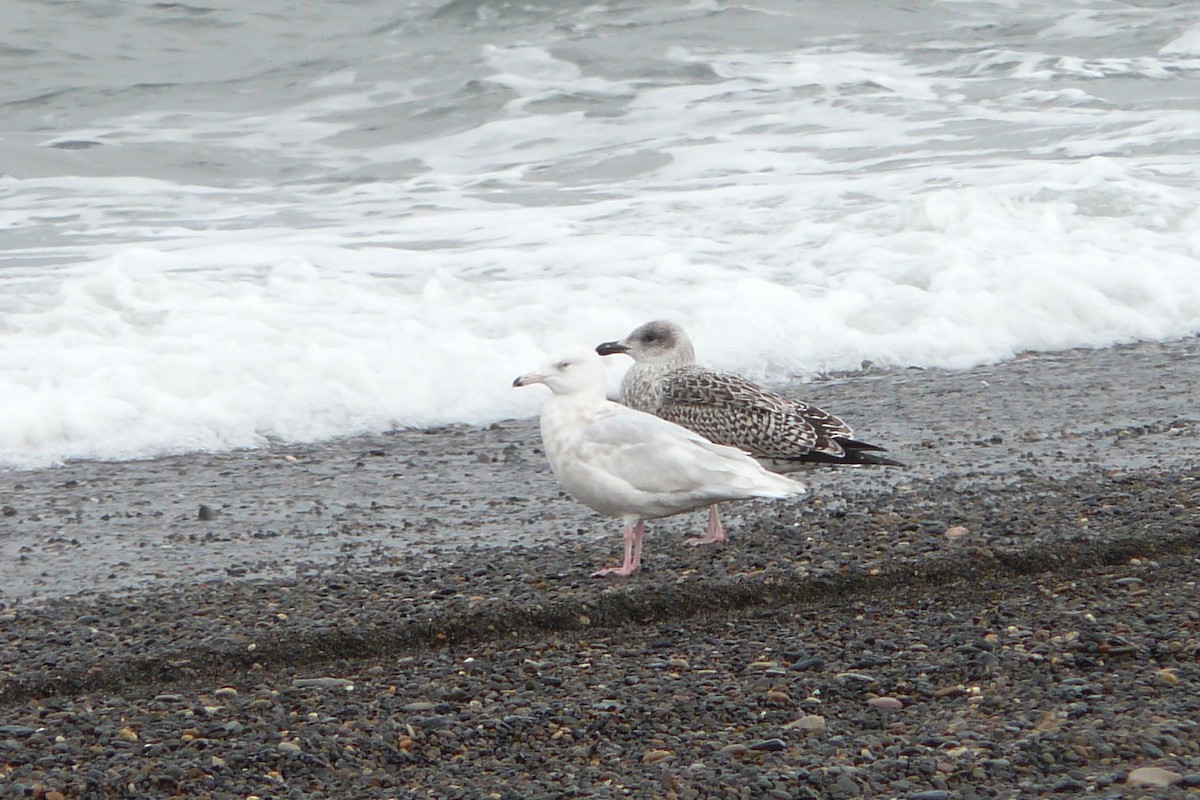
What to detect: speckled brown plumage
<box><xmin>596</xmin><ymin>320</ymin><xmax>902</xmax><ymax>470</ymax></box>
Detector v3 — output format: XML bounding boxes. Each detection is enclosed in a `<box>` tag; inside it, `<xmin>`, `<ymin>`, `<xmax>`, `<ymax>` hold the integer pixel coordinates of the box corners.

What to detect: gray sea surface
<box><xmin>5</xmin><ymin>0</ymin><xmax>1199</xmax><ymax>255</ymax></box>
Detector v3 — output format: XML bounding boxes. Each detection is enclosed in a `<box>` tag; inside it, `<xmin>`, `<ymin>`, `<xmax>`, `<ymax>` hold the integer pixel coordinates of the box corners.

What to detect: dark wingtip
<box><xmin>792</xmin><ymin>439</ymin><xmax>906</xmax><ymax>468</ymax></box>
<box><xmin>858</xmin><ymin>454</ymin><xmax>906</xmax><ymax>468</ymax></box>
<box><xmin>837</xmin><ymin>438</ymin><xmax>905</xmax><ymax>467</ymax></box>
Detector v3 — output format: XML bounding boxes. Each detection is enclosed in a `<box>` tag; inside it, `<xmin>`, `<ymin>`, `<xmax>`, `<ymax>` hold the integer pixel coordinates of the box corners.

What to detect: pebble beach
<box><xmin>2</xmin><ymin>337</ymin><xmax>1200</xmax><ymax>798</ymax></box>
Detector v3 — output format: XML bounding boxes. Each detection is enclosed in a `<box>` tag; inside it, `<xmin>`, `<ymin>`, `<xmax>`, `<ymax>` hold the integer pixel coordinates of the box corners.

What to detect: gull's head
<box><xmin>596</xmin><ymin>319</ymin><xmax>694</xmax><ymax>365</ymax></box>
<box><xmin>513</xmin><ymin>346</ymin><xmax>608</xmax><ymax>397</ymax></box>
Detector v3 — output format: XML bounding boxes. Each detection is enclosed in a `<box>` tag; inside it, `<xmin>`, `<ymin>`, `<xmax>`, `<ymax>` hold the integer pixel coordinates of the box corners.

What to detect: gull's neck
<box><xmin>656</xmin><ymin>341</ymin><xmax>696</xmax><ymax>368</ymax></box>
<box><xmin>539</xmin><ymin>387</ymin><xmax>609</xmax><ymax>472</ymax></box>
<box><xmin>543</xmin><ymin>385</ymin><xmax>609</xmax><ymax>423</ymax></box>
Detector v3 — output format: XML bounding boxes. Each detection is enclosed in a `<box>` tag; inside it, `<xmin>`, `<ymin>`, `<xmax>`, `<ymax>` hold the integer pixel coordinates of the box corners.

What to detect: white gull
<box><xmin>513</xmin><ymin>346</ymin><xmax>805</xmax><ymax>576</ymax></box>
<box><xmin>596</xmin><ymin>320</ymin><xmax>902</xmax><ymax>544</ymax></box>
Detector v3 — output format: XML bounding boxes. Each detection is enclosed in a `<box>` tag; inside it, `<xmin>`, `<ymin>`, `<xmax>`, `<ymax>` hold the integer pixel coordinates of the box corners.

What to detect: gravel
<box><xmin>1</xmin><ymin>337</ymin><xmax>1199</xmax><ymax>798</ymax></box>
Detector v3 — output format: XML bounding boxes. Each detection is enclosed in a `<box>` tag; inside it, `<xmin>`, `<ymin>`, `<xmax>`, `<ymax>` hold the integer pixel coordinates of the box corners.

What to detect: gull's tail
<box><xmin>694</xmin><ymin>437</ymin><xmax>808</xmax><ymax>499</ymax></box>
<box><xmin>804</xmin><ymin>438</ymin><xmax>906</xmax><ymax>467</ymax></box>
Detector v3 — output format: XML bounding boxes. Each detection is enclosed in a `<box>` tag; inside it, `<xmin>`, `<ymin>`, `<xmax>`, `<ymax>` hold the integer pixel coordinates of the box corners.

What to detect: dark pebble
<box><xmin>0</xmin><ymin>725</ymin><xmax>36</xmax><ymax>738</ymax></box>
<box><xmin>292</xmin><ymin>677</ymin><xmax>353</xmax><ymax>688</ymax></box>
<box><xmin>1052</xmin><ymin>780</ymin><xmax>1085</xmax><ymax>793</ymax></box>
<box><xmin>748</xmin><ymin>738</ymin><xmax>787</xmax><ymax>752</ymax></box>
<box><xmin>413</xmin><ymin>715</ymin><xmax>453</xmax><ymax>730</ymax></box>
<box><xmin>835</xmin><ymin>773</ymin><xmax>862</xmax><ymax>795</ymax></box>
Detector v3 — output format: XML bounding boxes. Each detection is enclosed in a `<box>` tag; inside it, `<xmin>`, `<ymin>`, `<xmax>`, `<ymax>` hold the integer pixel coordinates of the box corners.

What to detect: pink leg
<box><xmin>631</xmin><ymin>521</ymin><xmax>645</xmax><ymax>568</ymax></box>
<box><xmin>685</xmin><ymin>504</ymin><xmax>726</xmax><ymax>547</ymax></box>
<box><xmin>592</xmin><ymin>520</ymin><xmax>645</xmax><ymax>577</ymax></box>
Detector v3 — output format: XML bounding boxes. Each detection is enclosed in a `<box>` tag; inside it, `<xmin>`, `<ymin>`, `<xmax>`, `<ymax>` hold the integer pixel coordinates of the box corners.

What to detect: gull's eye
<box><xmin>557</xmin><ymin>360</ymin><xmax>571</xmax><ymax>370</ymax></box>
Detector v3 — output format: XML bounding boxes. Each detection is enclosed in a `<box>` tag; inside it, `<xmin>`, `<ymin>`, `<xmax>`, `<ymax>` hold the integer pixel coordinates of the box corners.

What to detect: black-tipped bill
<box><xmin>595</xmin><ymin>340</ymin><xmax>629</xmax><ymax>357</ymax></box>
<box><xmin>513</xmin><ymin>372</ymin><xmax>545</xmax><ymax>388</ymax></box>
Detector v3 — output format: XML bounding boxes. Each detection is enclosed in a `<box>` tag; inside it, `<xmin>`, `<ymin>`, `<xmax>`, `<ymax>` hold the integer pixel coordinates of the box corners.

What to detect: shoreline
<box><xmin>1</xmin><ymin>336</ymin><xmax>1199</xmax><ymax>796</ymax></box>
<box><xmin>2</xmin><ymin>335</ymin><xmax>1198</xmax><ymax>603</ymax></box>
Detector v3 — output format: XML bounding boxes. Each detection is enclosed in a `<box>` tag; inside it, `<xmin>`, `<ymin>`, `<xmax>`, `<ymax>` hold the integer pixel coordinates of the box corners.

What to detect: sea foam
<box><xmin>2</xmin><ymin>0</ymin><xmax>1200</xmax><ymax>468</ymax></box>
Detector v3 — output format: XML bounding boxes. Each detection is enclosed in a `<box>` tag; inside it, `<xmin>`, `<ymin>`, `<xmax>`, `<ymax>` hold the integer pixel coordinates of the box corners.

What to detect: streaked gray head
<box><xmin>596</xmin><ymin>319</ymin><xmax>696</xmax><ymax>365</ymax></box>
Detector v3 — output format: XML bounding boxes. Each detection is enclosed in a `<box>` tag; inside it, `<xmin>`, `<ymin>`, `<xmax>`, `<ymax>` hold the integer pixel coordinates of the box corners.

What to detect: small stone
<box><xmin>45</xmin><ymin>792</ymin><xmax>65</xmax><ymax>800</ymax></box>
<box><xmin>1</xmin><ymin>505</ymin><xmax>16</xmax><ymax>517</ymax></box>
<box><xmin>867</xmin><ymin>696</ymin><xmax>904</xmax><ymax>710</ymax></box>
<box><xmin>642</xmin><ymin>749</ymin><xmax>673</xmax><ymax>764</ymax></box>
<box><xmin>943</xmin><ymin>525</ymin><xmax>969</xmax><ymax>540</ymax></box>
<box><xmin>198</xmin><ymin>503</ymin><xmax>215</xmax><ymax>520</ymax></box>
<box><xmin>278</xmin><ymin>741</ymin><xmax>302</xmax><ymax>754</ymax></box>
<box><xmin>717</xmin><ymin>743</ymin><xmax>749</xmax><ymax>756</ymax></box>
<box><xmin>748</xmin><ymin>738</ymin><xmax>786</xmax><ymax>752</ymax></box>
<box><xmin>1155</xmin><ymin>668</ymin><xmax>1178</xmax><ymax>685</ymax></box>
<box><xmin>414</xmin><ymin>716</ymin><xmax>452</xmax><ymax>730</ymax></box>
<box><xmin>1126</xmin><ymin>766</ymin><xmax>1182</xmax><ymax>787</ymax></box>
<box><xmin>835</xmin><ymin>671</ymin><xmax>875</xmax><ymax>683</ymax></box>
<box><xmin>292</xmin><ymin>677</ymin><xmax>353</xmax><ymax>689</ymax></box>
<box><xmin>910</xmin><ymin>792</ymin><xmax>950</xmax><ymax>800</ymax></box>
<box><xmin>789</xmin><ymin>657</ymin><xmax>824</xmax><ymax>671</ymax></box>
<box><xmin>403</xmin><ymin>701</ymin><xmax>440</xmax><ymax>712</ymax></box>
<box><xmin>117</xmin><ymin>726</ymin><xmax>138</xmax><ymax>742</ymax></box>
<box><xmin>784</xmin><ymin>715</ymin><xmax>826</xmax><ymax>734</ymax></box>
<box><xmin>835</xmin><ymin>773</ymin><xmax>861</xmax><ymax>795</ymax></box>
<box><xmin>1180</xmin><ymin>774</ymin><xmax>1200</xmax><ymax>788</ymax></box>
<box><xmin>0</xmin><ymin>725</ymin><xmax>36</xmax><ymax>738</ymax></box>
<box><xmin>213</xmin><ymin>687</ymin><xmax>238</xmax><ymax>698</ymax></box>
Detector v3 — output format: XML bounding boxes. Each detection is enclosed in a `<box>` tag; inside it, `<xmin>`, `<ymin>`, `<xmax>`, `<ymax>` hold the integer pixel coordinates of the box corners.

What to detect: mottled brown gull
<box><xmin>513</xmin><ymin>346</ymin><xmax>805</xmax><ymax>576</ymax></box>
<box><xmin>596</xmin><ymin>320</ymin><xmax>902</xmax><ymax>544</ymax></box>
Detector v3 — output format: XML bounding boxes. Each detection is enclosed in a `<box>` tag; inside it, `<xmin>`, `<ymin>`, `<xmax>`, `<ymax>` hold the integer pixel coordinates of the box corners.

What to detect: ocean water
<box><xmin>2</xmin><ymin>0</ymin><xmax>1199</xmax><ymax>469</ymax></box>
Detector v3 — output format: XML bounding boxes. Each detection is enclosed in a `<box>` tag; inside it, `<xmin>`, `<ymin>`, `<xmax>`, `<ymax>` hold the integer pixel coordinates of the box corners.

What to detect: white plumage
<box><xmin>514</xmin><ymin>346</ymin><xmax>805</xmax><ymax>576</ymax></box>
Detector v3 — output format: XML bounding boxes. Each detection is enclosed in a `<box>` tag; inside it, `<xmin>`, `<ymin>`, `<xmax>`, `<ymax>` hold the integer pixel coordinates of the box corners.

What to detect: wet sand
<box><xmin>1</xmin><ymin>337</ymin><xmax>1199</xmax><ymax>797</ymax></box>
<box><xmin>2</xmin><ymin>336</ymin><xmax>1197</xmax><ymax>602</ymax></box>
